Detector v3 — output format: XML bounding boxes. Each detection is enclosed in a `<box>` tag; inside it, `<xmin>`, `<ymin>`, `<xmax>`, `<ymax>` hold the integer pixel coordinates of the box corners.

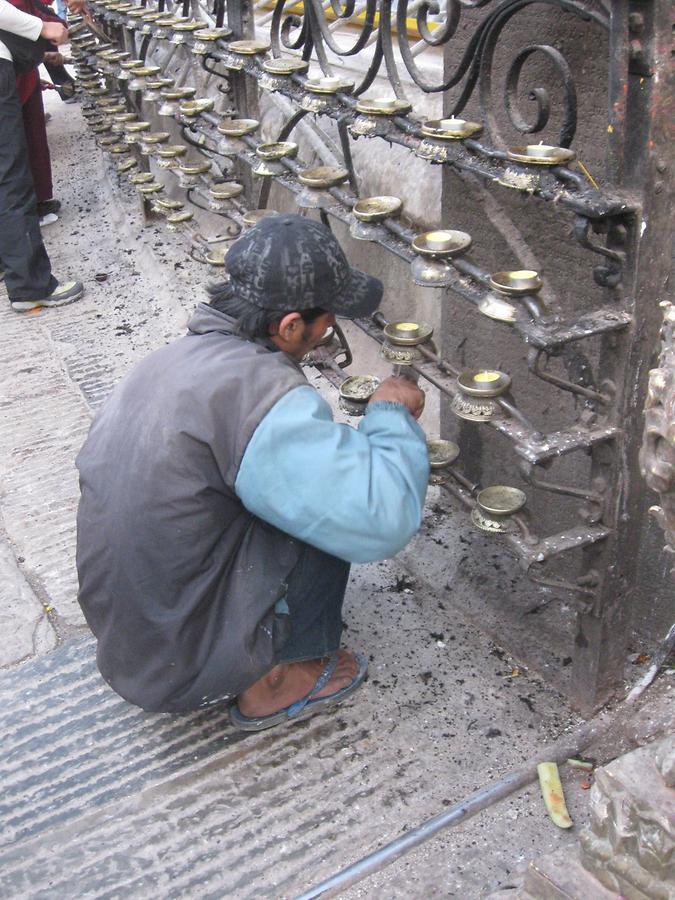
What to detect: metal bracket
<box><xmin>528</xmin><ymin>347</ymin><xmax>611</xmax><ymax>405</ymax></box>
<box><xmin>573</xmin><ymin>215</ymin><xmax>625</xmax><ymax>288</ymax></box>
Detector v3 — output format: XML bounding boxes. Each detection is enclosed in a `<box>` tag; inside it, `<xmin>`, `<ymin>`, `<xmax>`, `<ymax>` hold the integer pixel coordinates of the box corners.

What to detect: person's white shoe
<box><xmin>11</xmin><ymin>280</ymin><xmax>84</xmax><ymax>312</ymax></box>
<box><xmin>39</xmin><ymin>212</ymin><xmax>59</xmax><ymax>227</ymax></box>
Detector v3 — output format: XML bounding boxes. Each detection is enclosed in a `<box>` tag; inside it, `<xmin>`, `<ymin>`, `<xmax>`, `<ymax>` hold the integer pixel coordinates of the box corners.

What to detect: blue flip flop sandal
<box><xmin>229</xmin><ymin>652</ymin><xmax>368</xmax><ymax>732</ymax></box>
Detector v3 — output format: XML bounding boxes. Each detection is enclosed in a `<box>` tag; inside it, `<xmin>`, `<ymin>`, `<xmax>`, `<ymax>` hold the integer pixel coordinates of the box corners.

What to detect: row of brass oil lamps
<box><xmin>80</xmin><ymin>0</ymin><xmax>578</xmax><ymax>179</ymax></box>
<box><xmin>336</xmin><ymin>320</ymin><xmax>529</xmax><ymax>535</ymax></box>
<box><xmin>67</xmin><ymin>19</ymin><xmax>565</xmax><ymax>541</ymax></box>
<box><xmin>75</xmin><ymin>105</ymin><xmax>547</xmax><ymax>314</ymax></box>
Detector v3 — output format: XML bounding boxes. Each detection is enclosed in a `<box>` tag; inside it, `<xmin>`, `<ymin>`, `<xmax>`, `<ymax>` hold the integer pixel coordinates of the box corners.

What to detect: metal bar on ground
<box><xmin>294</xmin><ymin>713</ymin><xmax>612</xmax><ymax>899</ymax></box>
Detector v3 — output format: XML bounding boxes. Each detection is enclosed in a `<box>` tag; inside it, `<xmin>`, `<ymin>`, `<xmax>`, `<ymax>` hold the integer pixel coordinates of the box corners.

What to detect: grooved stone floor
<box><xmin>0</xmin><ymin>91</ymin><xmax>595</xmax><ymax>898</ymax></box>
<box><xmin>1</xmin><ymin>621</ymin><xmax>589</xmax><ymax>899</ymax></box>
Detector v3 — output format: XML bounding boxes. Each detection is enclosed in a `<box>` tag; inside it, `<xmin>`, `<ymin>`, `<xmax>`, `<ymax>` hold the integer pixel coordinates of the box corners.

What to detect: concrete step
<box><xmin>519</xmin><ymin>852</ymin><xmax>622</xmax><ymax>900</ymax></box>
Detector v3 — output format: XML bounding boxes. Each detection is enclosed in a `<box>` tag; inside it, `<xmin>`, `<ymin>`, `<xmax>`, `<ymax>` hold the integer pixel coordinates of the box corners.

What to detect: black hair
<box><xmin>207</xmin><ymin>280</ymin><xmax>327</xmax><ymax>339</ymax></box>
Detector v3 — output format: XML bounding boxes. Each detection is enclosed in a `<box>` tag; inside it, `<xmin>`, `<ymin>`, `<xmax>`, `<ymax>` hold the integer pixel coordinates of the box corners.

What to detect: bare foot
<box><xmin>237</xmin><ymin>649</ymin><xmax>360</xmax><ymax>718</ymax></box>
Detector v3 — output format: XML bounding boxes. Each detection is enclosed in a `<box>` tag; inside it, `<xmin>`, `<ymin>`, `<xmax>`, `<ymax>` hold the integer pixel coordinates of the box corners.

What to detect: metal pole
<box><xmin>226</xmin><ymin>0</ymin><xmax>258</xmax><ymax>203</ymax></box>
<box><xmin>294</xmin><ymin>714</ymin><xmax>612</xmax><ymax>899</ymax></box>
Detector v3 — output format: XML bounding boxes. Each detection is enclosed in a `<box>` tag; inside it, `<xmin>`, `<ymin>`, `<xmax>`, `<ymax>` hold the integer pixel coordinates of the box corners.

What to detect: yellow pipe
<box><xmin>257</xmin><ymin>2</ymin><xmax>437</xmax><ymax>40</ymax></box>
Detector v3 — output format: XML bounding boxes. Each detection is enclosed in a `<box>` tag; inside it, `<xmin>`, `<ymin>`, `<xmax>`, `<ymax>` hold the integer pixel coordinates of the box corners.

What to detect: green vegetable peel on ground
<box><xmin>566</xmin><ymin>756</ymin><xmax>594</xmax><ymax>771</ymax></box>
<box><xmin>537</xmin><ymin>762</ymin><xmax>573</xmax><ymax>828</ymax></box>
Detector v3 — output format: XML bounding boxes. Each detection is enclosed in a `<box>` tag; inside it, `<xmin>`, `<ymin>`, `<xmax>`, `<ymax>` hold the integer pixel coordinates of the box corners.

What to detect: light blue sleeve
<box><xmin>234</xmin><ymin>385</ymin><xmax>429</xmax><ymax>563</ymax></box>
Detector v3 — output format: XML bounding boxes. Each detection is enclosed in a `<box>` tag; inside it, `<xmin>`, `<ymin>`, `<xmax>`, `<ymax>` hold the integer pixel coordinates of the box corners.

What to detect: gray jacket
<box><xmin>76</xmin><ymin>304</ymin><xmax>307</xmax><ymax>712</ymax></box>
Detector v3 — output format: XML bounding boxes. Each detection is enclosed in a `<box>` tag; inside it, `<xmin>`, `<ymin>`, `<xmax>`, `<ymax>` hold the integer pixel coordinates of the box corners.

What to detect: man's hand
<box><xmin>40</xmin><ymin>21</ymin><xmax>69</xmax><ymax>45</ymax></box>
<box><xmin>67</xmin><ymin>0</ymin><xmax>88</xmax><ymax>13</ymax></box>
<box><xmin>368</xmin><ymin>376</ymin><xmax>425</xmax><ymax>420</ymax></box>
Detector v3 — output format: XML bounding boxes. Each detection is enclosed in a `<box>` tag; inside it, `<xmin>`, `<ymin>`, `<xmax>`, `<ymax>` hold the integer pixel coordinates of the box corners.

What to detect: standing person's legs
<box><xmin>22</xmin><ymin>84</ymin><xmax>53</xmax><ymax>205</ymax></box>
<box><xmin>0</xmin><ymin>60</ymin><xmax>56</xmax><ymax>302</ymax></box>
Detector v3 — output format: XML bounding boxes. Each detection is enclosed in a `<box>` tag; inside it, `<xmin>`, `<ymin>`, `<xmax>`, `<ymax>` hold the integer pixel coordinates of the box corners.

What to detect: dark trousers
<box><xmin>22</xmin><ymin>83</ymin><xmax>52</xmax><ymax>203</ymax></box>
<box><xmin>0</xmin><ymin>59</ymin><xmax>56</xmax><ymax>301</ymax></box>
<box><xmin>275</xmin><ymin>543</ymin><xmax>351</xmax><ymax>664</ymax></box>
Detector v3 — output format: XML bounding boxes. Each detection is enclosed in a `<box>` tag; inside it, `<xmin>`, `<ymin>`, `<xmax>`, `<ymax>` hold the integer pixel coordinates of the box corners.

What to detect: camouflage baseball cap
<box><xmin>224</xmin><ymin>213</ymin><xmax>383</xmax><ymax>318</ymax></box>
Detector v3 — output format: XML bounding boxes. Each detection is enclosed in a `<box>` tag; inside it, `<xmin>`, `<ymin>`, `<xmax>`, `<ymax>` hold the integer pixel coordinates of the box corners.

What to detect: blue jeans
<box><xmin>275</xmin><ymin>543</ymin><xmax>351</xmax><ymax>664</ymax></box>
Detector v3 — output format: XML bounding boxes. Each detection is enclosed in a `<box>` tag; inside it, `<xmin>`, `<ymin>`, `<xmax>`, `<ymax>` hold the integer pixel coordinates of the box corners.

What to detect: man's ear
<box><xmin>274</xmin><ymin>312</ymin><xmax>303</xmax><ymax>343</ymax></box>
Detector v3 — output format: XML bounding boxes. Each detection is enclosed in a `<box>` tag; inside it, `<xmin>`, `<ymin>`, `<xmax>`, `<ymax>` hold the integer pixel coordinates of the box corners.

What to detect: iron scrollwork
<box><xmin>268</xmin><ymin>0</ymin><xmax>608</xmax><ymax>148</ymax></box>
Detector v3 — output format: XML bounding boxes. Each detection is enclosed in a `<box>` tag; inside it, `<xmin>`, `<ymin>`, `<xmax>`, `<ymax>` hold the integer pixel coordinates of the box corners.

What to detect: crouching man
<box><xmin>75</xmin><ymin>214</ymin><xmax>429</xmax><ymax>731</ymax></box>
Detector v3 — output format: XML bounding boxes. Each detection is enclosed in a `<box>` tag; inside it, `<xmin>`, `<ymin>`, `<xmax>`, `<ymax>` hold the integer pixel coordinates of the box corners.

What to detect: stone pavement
<box><xmin>0</xmin><ymin>90</ymin><xmax>672</xmax><ymax>899</ymax></box>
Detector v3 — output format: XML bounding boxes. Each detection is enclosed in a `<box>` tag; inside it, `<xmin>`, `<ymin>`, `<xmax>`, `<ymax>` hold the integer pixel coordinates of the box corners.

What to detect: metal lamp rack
<box><xmin>70</xmin><ymin>0</ymin><xmax>670</xmax><ymax>710</ymax></box>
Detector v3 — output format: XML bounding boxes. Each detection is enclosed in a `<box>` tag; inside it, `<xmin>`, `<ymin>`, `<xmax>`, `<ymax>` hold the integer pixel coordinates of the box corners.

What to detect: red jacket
<box><xmin>8</xmin><ymin>0</ymin><xmax>61</xmax><ymax>103</ymax></box>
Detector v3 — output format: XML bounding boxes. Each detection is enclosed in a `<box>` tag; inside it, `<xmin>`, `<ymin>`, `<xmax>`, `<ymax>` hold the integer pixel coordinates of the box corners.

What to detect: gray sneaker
<box><xmin>11</xmin><ymin>280</ymin><xmax>84</xmax><ymax>312</ymax></box>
